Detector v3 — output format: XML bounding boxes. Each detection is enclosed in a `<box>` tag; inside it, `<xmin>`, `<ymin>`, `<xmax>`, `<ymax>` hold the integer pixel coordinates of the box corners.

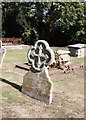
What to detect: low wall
<box><xmin>0</xmin><ymin>38</ymin><xmax>22</xmax><ymax>46</ymax></box>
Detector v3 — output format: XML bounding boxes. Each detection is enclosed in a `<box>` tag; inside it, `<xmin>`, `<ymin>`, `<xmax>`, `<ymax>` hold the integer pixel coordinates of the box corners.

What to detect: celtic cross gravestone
<box><xmin>22</xmin><ymin>40</ymin><xmax>55</xmax><ymax>104</ymax></box>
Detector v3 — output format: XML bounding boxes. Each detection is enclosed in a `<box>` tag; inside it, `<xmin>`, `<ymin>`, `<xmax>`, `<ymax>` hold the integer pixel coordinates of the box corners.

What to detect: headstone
<box><xmin>0</xmin><ymin>40</ymin><xmax>2</xmax><ymax>48</ymax></box>
<box><xmin>0</xmin><ymin>40</ymin><xmax>6</xmax><ymax>67</ymax></box>
<box><xmin>0</xmin><ymin>49</ymin><xmax>6</xmax><ymax>67</ymax></box>
<box><xmin>68</xmin><ymin>44</ymin><xmax>86</xmax><ymax>57</ymax></box>
<box><xmin>57</xmin><ymin>50</ymin><xmax>70</xmax><ymax>63</ymax></box>
<box><xmin>22</xmin><ymin>40</ymin><xmax>55</xmax><ymax>104</ymax></box>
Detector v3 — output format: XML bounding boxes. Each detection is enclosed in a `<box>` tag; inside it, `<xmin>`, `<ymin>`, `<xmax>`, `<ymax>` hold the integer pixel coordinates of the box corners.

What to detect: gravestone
<box><xmin>0</xmin><ymin>40</ymin><xmax>6</xmax><ymax>67</ymax></box>
<box><xmin>0</xmin><ymin>40</ymin><xmax>2</xmax><ymax>48</ymax></box>
<box><xmin>22</xmin><ymin>40</ymin><xmax>55</xmax><ymax>104</ymax></box>
<box><xmin>68</xmin><ymin>44</ymin><xmax>86</xmax><ymax>57</ymax></box>
<box><xmin>57</xmin><ymin>50</ymin><xmax>70</xmax><ymax>64</ymax></box>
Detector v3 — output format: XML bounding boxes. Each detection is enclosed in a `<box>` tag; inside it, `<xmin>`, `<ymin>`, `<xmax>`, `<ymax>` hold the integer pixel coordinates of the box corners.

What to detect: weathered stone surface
<box><xmin>22</xmin><ymin>40</ymin><xmax>55</xmax><ymax>104</ymax></box>
<box><xmin>57</xmin><ymin>50</ymin><xmax>70</xmax><ymax>63</ymax></box>
<box><xmin>0</xmin><ymin>40</ymin><xmax>2</xmax><ymax>48</ymax></box>
<box><xmin>22</xmin><ymin>66</ymin><xmax>53</xmax><ymax>104</ymax></box>
<box><xmin>0</xmin><ymin>40</ymin><xmax>6</xmax><ymax>67</ymax></box>
<box><xmin>27</xmin><ymin>40</ymin><xmax>55</xmax><ymax>72</ymax></box>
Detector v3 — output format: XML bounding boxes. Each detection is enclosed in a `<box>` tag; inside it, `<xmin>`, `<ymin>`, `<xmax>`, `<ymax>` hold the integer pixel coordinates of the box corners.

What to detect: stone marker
<box><xmin>0</xmin><ymin>40</ymin><xmax>2</xmax><ymax>48</ymax></box>
<box><xmin>22</xmin><ymin>40</ymin><xmax>55</xmax><ymax>104</ymax></box>
<box><xmin>0</xmin><ymin>40</ymin><xmax>6</xmax><ymax>67</ymax></box>
<box><xmin>57</xmin><ymin>50</ymin><xmax>70</xmax><ymax>63</ymax></box>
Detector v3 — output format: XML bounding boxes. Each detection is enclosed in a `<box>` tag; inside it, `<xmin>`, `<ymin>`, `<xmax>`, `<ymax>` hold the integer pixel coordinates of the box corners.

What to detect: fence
<box><xmin>0</xmin><ymin>38</ymin><xmax>22</xmax><ymax>46</ymax></box>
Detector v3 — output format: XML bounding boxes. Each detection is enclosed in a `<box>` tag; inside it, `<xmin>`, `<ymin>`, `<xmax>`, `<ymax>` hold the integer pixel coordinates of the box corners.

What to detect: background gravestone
<box><xmin>0</xmin><ymin>40</ymin><xmax>6</xmax><ymax>67</ymax></box>
<box><xmin>0</xmin><ymin>40</ymin><xmax>2</xmax><ymax>48</ymax></box>
<box><xmin>22</xmin><ymin>40</ymin><xmax>55</xmax><ymax>104</ymax></box>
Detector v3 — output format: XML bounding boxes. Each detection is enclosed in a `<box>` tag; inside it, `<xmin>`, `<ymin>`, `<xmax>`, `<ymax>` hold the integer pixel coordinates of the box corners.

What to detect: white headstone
<box><xmin>22</xmin><ymin>40</ymin><xmax>55</xmax><ymax>104</ymax></box>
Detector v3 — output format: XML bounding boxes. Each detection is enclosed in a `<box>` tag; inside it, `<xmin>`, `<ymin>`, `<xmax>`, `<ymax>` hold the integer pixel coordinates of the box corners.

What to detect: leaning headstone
<box><xmin>22</xmin><ymin>40</ymin><xmax>55</xmax><ymax>104</ymax></box>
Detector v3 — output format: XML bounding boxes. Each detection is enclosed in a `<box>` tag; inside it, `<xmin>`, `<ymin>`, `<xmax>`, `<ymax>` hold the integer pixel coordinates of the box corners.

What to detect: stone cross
<box><xmin>22</xmin><ymin>40</ymin><xmax>55</xmax><ymax>104</ymax></box>
<box><xmin>28</xmin><ymin>40</ymin><xmax>55</xmax><ymax>71</ymax></box>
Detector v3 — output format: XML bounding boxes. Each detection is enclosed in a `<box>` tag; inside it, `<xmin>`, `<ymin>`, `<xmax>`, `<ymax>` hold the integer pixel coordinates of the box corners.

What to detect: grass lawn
<box><xmin>0</xmin><ymin>45</ymin><xmax>85</xmax><ymax>118</ymax></box>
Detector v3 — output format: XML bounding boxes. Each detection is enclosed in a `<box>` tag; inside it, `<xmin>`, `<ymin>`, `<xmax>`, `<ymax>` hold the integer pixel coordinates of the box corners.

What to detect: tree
<box><xmin>2</xmin><ymin>2</ymin><xmax>85</xmax><ymax>46</ymax></box>
<box><xmin>2</xmin><ymin>2</ymin><xmax>21</xmax><ymax>37</ymax></box>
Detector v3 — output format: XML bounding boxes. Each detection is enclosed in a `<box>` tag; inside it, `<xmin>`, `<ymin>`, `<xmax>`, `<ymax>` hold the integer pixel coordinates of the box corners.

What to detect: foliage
<box><xmin>2</xmin><ymin>2</ymin><xmax>85</xmax><ymax>46</ymax></box>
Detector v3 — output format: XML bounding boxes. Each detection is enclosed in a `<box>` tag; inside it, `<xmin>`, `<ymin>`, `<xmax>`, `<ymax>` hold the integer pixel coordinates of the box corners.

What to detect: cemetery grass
<box><xmin>0</xmin><ymin>46</ymin><xmax>84</xmax><ymax>118</ymax></box>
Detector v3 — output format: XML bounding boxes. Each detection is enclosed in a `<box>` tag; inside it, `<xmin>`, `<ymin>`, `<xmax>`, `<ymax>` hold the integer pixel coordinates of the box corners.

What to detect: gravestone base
<box><xmin>22</xmin><ymin>67</ymin><xmax>53</xmax><ymax>104</ymax></box>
